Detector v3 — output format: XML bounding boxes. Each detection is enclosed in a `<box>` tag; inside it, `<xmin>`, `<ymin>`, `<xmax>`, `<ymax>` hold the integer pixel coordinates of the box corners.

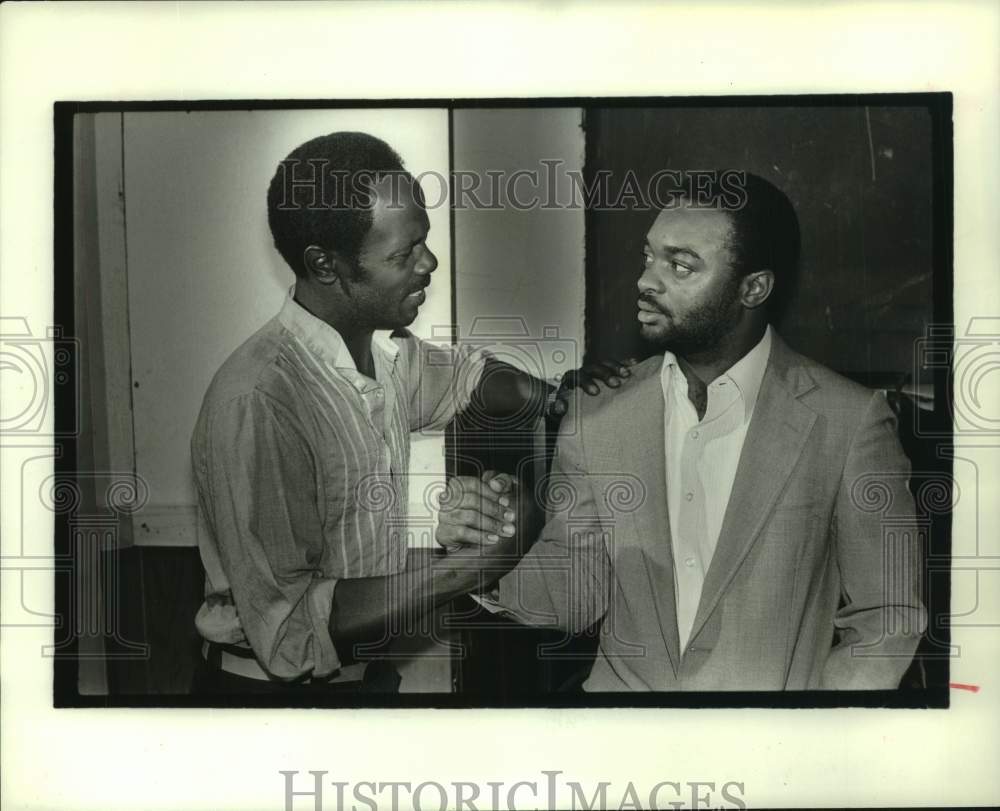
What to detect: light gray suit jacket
<box><xmin>489</xmin><ymin>333</ymin><xmax>926</xmax><ymax>691</ymax></box>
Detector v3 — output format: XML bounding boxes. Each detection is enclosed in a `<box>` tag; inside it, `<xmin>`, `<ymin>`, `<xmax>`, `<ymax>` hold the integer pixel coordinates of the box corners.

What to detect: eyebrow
<box><xmin>388</xmin><ymin>233</ymin><xmax>426</xmax><ymax>257</ymax></box>
<box><xmin>645</xmin><ymin>241</ymin><xmax>703</xmax><ymax>262</ymax></box>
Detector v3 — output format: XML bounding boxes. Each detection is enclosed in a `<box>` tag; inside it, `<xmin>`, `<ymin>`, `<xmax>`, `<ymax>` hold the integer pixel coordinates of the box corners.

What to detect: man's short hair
<box><xmin>266</xmin><ymin>132</ymin><xmax>406</xmax><ymax>278</ymax></box>
<box><xmin>678</xmin><ymin>171</ymin><xmax>801</xmax><ymax>316</ymax></box>
<box><xmin>725</xmin><ymin>172</ymin><xmax>801</xmax><ymax>315</ymax></box>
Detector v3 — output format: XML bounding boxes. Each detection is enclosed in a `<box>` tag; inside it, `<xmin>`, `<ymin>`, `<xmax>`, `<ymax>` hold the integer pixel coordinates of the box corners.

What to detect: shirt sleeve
<box><xmin>821</xmin><ymin>390</ymin><xmax>927</xmax><ymax>688</ymax></box>
<box><xmin>195</xmin><ymin>392</ymin><xmax>341</xmax><ymax>681</ymax></box>
<box><xmin>399</xmin><ymin>333</ymin><xmax>489</xmax><ymax>432</ymax></box>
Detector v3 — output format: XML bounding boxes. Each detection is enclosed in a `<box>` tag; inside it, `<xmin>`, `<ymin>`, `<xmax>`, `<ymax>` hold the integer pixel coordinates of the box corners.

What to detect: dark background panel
<box><xmin>583</xmin><ymin>105</ymin><xmax>934</xmax><ymax>378</ymax></box>
<box><xmin>103</xmin><ymin>547</ymin><xmax>204</xmax><ymax>696</ymax></box>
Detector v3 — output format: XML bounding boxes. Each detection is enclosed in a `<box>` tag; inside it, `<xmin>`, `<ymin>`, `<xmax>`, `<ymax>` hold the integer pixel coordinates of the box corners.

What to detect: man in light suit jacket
<box><xmin>436</xmin><ymin>172</ymin><xmax>926</xmax><ymax>691</ymax></box>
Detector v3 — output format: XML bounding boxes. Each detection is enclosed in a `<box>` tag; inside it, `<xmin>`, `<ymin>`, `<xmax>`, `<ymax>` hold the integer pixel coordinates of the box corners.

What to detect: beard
<box><xmin>640</xmin><ymin>281</ymin><xmax>743</xmax><ymax>357</ymax></box>
<box><xmin>344</xmin><ymin>258</ymin><xmax>424</xmax><ymax>330</ymax></box>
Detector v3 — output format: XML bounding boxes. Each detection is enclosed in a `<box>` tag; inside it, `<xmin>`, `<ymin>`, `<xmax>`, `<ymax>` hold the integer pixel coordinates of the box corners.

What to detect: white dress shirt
<box><xmin>661</xmin><ymin>325</ymin><xmax>773</xmax><ymax>652</ymax></box>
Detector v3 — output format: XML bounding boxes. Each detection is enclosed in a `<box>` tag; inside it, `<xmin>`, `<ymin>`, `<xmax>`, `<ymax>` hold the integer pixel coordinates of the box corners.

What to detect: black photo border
<box><xmin>53</xmin><ymin>93</ymin><xmax>953</xmax><ymax>710</ymax></box>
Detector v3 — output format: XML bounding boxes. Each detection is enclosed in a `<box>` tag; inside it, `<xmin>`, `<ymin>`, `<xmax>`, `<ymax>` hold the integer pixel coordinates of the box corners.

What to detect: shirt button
<box><xmin>691</xmin><ymin>430</ymin><xmax>700</xmax><ymax>439</ymax></box>
<box><xmin>685</xmin><ymin>492</ymin><xmax>694</xmax><ymax>501</ymax></box>
<box><xmin>685</xmin><ymin>557</ymin><xmax>696</xmax><ymax>568</ymax></box>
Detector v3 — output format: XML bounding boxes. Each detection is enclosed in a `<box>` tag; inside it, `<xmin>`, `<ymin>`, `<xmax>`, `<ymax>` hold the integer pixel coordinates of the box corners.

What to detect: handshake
<box><xmin>435</xmin><ymin>471</ymin><xmax>538</xmax><ymax>558</ymax></box>
<box><xmin>431</xmin><ymin>357</ymin><xmax>634</xmax><ymax>562</ymax></box>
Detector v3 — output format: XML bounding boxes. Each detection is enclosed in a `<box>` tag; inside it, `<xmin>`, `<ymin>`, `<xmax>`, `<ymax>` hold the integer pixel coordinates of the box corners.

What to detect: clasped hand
<box><xmin>436</xmin><ymin>356</ymin><xmax>634</xmax><ymax>551</ymax></box>
<box><xmin>435</xmin><ymin>471</ymin><xmax>527</xmax><ymax>553</ymax></box>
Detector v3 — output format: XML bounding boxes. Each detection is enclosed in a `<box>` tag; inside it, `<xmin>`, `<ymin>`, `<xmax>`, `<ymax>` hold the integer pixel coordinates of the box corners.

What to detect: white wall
<box><xmin>452</xmin><ymin>108</ymin><xmax>586</xmax><ymax>380</ymax></box>
<box><xmin>114</xmin><ymin>107</ymin><xmax>586</xmax><ymax>548</ymax></box>
<box><xmin>121</xmin><ymin>109</ymin><xmax>451</xmax><ymax>544</ymax></box>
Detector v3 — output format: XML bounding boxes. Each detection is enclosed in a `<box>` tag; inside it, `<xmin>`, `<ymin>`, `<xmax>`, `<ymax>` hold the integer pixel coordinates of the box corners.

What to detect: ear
<box><xmin>302</xmin><ymin>244</ymin><xmax>349</xmax><ymax>287</ymax></box>
<box><xmin>741</xmin><ymin>269</ymin><xmax>774</xmax><ymax>310</ymax></box>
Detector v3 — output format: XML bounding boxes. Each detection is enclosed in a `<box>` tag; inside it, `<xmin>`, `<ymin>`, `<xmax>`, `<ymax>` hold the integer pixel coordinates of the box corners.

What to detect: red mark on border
<box><xmin>949</xmin><ymin>682</ymin><xmax>980</xmax><ymax>693</ymax></box>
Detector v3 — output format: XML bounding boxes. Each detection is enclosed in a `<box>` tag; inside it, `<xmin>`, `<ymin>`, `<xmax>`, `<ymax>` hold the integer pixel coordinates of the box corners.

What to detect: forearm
<box><xmin>821</xmin><ymin>609</ymin><xmax>924</xmax><ymax>689</ymax></box>
<box><xmin>473</xmin><ymin>358</ymin><xmax>553</xmax><ymax>418</ymax></box>
<box><xmin>821</xmin><ymin>391</ymin><xmax>927</xmax><ymax>688</ymax></box>
<box><xmin>485</xmin><ymin>519</ymin><xmax>612</xmax><ymax>634</ymax></box>
<box><xmin>328</xmin><ymin>541</ymin><xmax>523</xmax><ymax>649</ymax></box>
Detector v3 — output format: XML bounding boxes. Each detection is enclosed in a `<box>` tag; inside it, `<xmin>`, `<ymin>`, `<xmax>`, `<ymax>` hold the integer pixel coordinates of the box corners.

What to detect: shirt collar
<box><xmin>277</xmin><ymin>287</ymin><xmax>399</xmax><ymax>373</ymax></box>
<box><xmin>724</xmin><ymin>324</ymin><xmax>772</xmax><ymax>421</ymax></box>
<box><xmin>660</xmin><ymin>325</ymin><xmax>773</xmax><ymax>422</ymax></box>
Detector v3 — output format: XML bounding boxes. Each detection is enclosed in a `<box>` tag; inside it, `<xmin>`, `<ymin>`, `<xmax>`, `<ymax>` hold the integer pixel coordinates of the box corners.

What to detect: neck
<box><xmin>293</xmin><ymin>281</ymin><xmax>374</xmax><ymax>375</ymax></box>
<box><xmin>675</xmin><ymin>319</ymin><xmax>767</xmax><ymax>416</ymax></box>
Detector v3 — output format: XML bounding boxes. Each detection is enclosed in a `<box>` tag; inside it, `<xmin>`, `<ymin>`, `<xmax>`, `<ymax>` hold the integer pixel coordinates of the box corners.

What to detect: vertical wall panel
<box><xmin>452</xmin><ymin>108</ymin><xmax>586</xmax><ymax>380</ymax></box>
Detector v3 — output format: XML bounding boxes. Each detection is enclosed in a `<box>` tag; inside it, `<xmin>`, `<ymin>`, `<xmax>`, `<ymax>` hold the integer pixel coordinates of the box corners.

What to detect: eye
<box><xmin>672</xmin><ymin>261</ymin><xmax>693</xmax><ymax>276</ymax></box>
<box><xmin>392</xmin><ymin>243</ymin><xmax>417</xmax><ymax>262</ymax></box>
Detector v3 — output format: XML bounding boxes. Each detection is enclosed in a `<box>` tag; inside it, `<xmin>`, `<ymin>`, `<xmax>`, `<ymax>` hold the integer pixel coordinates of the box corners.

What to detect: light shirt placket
<box><xmin>331</xmin><ymin>347</ymin><xmax>402</xmax><ymax>492</ymax></box>
<box><xmin>668</xmin><ymin>368</ymin><xmax>744</xmax><ymax>653</ymax></box>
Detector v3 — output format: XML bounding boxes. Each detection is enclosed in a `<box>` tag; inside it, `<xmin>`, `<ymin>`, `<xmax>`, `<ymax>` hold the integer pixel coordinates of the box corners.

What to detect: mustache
<box><xmin>637</xmin><ymin>291</ymin><xmax>668</xmax><ymax>315</ymax></box>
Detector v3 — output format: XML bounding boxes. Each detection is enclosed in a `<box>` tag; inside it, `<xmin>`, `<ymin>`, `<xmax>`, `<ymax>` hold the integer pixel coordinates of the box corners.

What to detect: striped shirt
<box><xmin>662</xmin><ymin>325</ymin><xmax>772</xmax><ymax>652</ymax></box>
<box><xmin>191</xmin><ymin>290</ymin><xmax>484</xmax><ymax>680</ymax></box>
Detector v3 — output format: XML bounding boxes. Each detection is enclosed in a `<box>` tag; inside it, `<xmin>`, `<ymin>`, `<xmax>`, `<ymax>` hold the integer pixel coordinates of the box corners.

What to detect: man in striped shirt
<box><xmin>191</xmin><ymin>131</ymin><xmax>621</xmax><ymax>692</ymax></box>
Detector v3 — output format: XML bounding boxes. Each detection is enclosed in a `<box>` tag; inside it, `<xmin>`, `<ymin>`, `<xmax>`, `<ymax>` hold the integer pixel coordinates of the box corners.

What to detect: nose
<box><xmin>416</xmin><ymin>244</ymin><xmax>438</xmax><ymax>276</ymax></box>
<box><xmin>637</xmin><ymin>267</ymin><xmax>660</xmax><ymax>296</ymax></box>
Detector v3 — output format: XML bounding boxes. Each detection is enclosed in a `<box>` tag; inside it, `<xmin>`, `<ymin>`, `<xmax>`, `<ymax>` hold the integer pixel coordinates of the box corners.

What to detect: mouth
<box><xmin>406</xmin><ymin>283</ymin><xmax>429</xmax><ymax>303</ymax></box>
<box><xmin>637</xmin><ymin>299</ymin><xmax>665</xmax><ymax>323</ymax></box>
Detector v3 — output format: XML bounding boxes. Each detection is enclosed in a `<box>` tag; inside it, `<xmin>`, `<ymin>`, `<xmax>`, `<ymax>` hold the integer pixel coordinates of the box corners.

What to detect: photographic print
<box><xmin>53</xmin><ymin>97</ymin><xmax>951</xmax><ymax>709</ymax></box>
<box><xmin>3</xmin><ymin>4</ymin><xmax>997</xmax><ymax>810</ymax></box>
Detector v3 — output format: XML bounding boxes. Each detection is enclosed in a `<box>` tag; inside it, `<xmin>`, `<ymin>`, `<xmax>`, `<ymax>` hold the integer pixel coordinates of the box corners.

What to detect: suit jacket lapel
<box><xmin>596</xmin><ymin>360</ymin><xmax>682</xmax><ymax>674</ymax></box>
<box><xmin>687</xmin><ymin>335</ymin><xmax>819</xmax><ymax>645</ymax></box>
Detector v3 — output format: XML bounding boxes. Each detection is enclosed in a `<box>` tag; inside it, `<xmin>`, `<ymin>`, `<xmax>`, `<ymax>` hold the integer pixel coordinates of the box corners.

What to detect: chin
<box><xmin>375</xmin><ymin>311</ymin><xmax>415</xmax><ymax>332</ymax></box>
<box><xmin>641</xmin><ymin>323</ymin><xmax>693</xmax><ymax>354</ymax></box>
<box><xmin>640</xmin><ymin>323</ymin><xmax>669</xmax><ymax>343</ymax></box>
<box><xmin>397</xmin><ymin>307</ymin><xmax>419</xmax><ymax>328</ymax></box>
